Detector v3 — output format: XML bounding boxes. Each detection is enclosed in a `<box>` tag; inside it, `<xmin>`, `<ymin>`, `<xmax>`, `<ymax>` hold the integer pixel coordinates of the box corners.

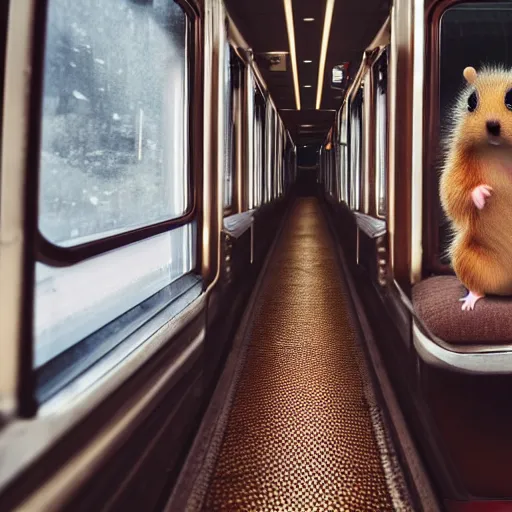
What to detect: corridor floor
<box><xmin>175</xmin><ymin>198</ymin><xmax>411</xmax><ymax>511</ymax></box>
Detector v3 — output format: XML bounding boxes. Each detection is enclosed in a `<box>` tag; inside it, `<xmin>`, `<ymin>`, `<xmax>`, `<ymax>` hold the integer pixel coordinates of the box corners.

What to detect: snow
<box><xmin>72</xmin><ymin>90</ymin><xmax>89</xmax><ymax>101</ymax></box>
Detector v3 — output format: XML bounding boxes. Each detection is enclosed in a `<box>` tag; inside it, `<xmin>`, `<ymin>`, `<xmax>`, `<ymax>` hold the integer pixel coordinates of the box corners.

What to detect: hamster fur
<box><xmin>440</xmin><ymin>65</ymin><xmax>512</xmax><ymax>311</ymax></box>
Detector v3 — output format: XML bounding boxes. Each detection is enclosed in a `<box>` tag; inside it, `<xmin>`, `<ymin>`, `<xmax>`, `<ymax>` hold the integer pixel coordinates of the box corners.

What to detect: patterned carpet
<box><xmin>169</xmin><ymin>198</ymin><xmax>412</xmax><ymax>511</ymax></box>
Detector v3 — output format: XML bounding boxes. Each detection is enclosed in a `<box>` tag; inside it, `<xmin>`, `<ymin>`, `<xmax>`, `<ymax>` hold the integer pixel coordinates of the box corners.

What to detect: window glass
<box><xmin>35</xmin><ymin>222</ymin><xmax>196</xmax><ymax>368</ymax></box>
<box><xmin>39</xmin><ymin>0</ymin><xmax>189</xmax><ymax>247</ymax></box>
<box><xmin>375</xmin><ymin>52</ymin><xmax>388</xmax><ymax>217</ymax></box>
<box><xmin>437</xmin><ymin>2</ymin><xmax>512</xmax><ymax>263</ymax></box>
<box><xmin>349</xmin><ymin>88</ymin><xmax>363</xmax><ymax>210</ymax></box>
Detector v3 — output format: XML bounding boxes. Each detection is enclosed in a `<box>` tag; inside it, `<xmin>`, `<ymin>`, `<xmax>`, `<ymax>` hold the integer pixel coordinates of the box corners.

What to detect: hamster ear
<box><xmin>463</xmin><ymin>67</ymin><xmax>477</xmax><ymax>84</ymax></box>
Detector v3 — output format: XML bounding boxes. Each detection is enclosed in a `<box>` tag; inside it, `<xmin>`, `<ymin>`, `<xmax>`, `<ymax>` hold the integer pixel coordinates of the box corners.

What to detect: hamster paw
<box><xmin>459</xmin><ymin>291</ymin><xmax>484</xmax><ymax>311</ymax></box>
<box><xmin>471</xmin><ymin>184</ymin><xmax>492</xmax><ymax>210</ymax></box>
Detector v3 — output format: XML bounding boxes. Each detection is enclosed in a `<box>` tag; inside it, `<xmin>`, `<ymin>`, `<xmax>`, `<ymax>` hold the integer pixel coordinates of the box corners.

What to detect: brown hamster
<box><xmin>440</xmin><ymin>66</ymin><xmax>512</xmax><ymax>311</ymax></box>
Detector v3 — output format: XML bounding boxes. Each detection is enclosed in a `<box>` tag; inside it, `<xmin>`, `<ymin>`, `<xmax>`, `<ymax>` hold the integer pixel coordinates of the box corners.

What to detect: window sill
<box><xmin>353</xmin><ymin>212</ymin><xmax>387</xmax><ymax>239</ymax></box>
<box><xmin>223</xmin><ymin>210</ymin><xmax>255</xmax><ymax>239</ymax></box>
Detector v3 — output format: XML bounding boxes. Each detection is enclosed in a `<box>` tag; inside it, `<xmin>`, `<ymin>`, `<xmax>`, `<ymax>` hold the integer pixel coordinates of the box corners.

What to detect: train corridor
<box><xmin>168</xmin><ymin>198</ymin><xmax>412</xmax><ymax>511</ymax></box>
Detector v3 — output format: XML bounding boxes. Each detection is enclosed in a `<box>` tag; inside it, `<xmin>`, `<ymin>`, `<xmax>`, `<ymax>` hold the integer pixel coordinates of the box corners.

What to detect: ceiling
<box><xmin>224</xmin><ymin>0</ymin><xmax>390</xmax><ymax>146</ymax></box>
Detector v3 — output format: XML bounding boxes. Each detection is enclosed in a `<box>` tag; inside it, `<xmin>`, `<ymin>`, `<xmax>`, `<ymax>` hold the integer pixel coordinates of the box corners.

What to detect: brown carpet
<box><xmin>199</xmin><ymin>198</ymin><xmax>406</xmax><ymax>511</ymax></box>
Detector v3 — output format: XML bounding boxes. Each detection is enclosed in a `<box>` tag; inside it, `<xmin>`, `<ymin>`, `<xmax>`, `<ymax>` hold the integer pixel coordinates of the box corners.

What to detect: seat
<box><xmin>412</xmin><ymin>275</ymin><xmax>512</xmax><ymax>345</ymax></box>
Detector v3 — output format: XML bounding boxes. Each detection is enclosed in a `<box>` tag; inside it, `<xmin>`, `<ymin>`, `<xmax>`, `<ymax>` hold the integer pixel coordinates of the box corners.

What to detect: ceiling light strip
<box><xmin>315</xmin><ymin>0</ymin><xmax>335</xmax><ymax>109</ymax></box>
<box><xmin>283</xmin><ymin>0</ymin><xmax>301</xmax><ymax>110</ymax></box>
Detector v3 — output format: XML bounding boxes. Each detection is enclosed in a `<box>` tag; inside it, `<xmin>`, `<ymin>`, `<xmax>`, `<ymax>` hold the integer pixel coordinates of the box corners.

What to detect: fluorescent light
<box><xmin>316</xmin><ymin>0</ymin><xmax>335</xmax><ymax>109</ymax></box>
<box><xmin>304</xmin><ymin>60</ymin><xmax>313</xmax><ymax>63</ymax></box>
<box><xmin>303</xmin><ymin>17</ymin><xmax>315</xmax><ymax>21</ymax></box>
<box><xmin>283</xmin><ymin>0</ymin><xmax>301</xmax><ymax>110</ymax></box>
<box><xmin>303</xmin><ymin>85</ymin><xmax>312</xmax><ymax>88</ymax></box>
<box><xmin>301</xmin><ymin>124</ymin><xmax>314</xmax><ymax>127</ymax></box>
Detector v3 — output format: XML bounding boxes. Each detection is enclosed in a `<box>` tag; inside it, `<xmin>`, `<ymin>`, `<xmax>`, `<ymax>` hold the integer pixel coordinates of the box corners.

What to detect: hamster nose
<box><xmin>486</xmin><ymin>120</ymin><xmax>501</xmax><ymax>136</ymax></box>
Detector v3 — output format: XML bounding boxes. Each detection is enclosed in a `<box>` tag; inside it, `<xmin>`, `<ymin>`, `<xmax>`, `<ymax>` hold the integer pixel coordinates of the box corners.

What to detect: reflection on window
<box><xmin>437</xmin><ymin>1</ymin><xmax>512</xmax><ymax>263</ymax></box>
<box><xmin>375</xmin><ymin>52</ymin><xmax>388</xmax><ymax>218</ymax></box>
<box><xmin>34</xmin><ymin>223</ymin><xmax>196</xmax><ymax>368</ymax></box>
<box><xmin>39</xmin><ymin>0</ymin><xmax>189</xmax><ymax>246</ymax></box>
<box><xmin>350</xmin><ymin>88</ymin><xmax>363</xmax><ymax>210</ymax></box>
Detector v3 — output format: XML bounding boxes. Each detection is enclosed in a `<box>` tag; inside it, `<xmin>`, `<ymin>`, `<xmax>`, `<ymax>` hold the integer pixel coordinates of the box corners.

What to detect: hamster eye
<box><xmin>505</xmin><ymin>89</ymin><xmax>512</xmax><ymax>110</ymax></box>
<box><xmin>467</xmin><ymin>91</ymin><xmax>478</xmax><ymax>112</ymax></box>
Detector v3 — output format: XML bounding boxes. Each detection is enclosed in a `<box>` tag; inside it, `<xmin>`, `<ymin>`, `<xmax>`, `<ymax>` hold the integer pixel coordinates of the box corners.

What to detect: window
<box><xmin>264</xmin><ymin>103</ymin><xmax>274</xmax><ymax>203</ymax></box>
<box><xmin>334</xmin><ymin>112</ymin><xmax>341</xmax><ymax>202</ymax></box>
<box><xmin>275</xmin><ymin>120</ymin><xmax>284</xmax><ymax>198</ymax></box>
<box><xmin>253</xmin><ymin>86</ymin><xmax>265</xmax><ymax>208</ymax></box>
<box><xmin>279</xmin><ymin>126</ymin><xmax>286</xmax><ymax>197</ymax></box>
<box><xmin>339</xmin><ymin>107</ymin><xmax>349</xmax><ymax>204</ymax></box>
<box><xmin>375</xmin><ymin>51</ymin><xmax>388</xmax><ymax>218</ymax></box>
<box><xmin>34</xmin><ymin>0</ymin><xmax>197</xmax><ymax>387</ymax></box>
<box><xmin>327</xmin><ymin>146</ymin><xmax>334</xmax><ymax>196</ymax></box>
<box><xmin>0</xmin><ymin>2</ymin><xmax>7</xmax><ymax>132</ymax></box>
<box><xmin>349</xmin><ymin>87</ymin><xmax>363</xmax><ymax>210</ymax></box>
<box><xmin>434</xmin><ymin>1</ymin><xmax>512</xmax><ymax>265</ymax></box>
<box><xmin>224</xmin><ymin>46</ymin><xmax>240</xmax><ymax>210</ymax></box>
<box><xmin>39</xmin><ymin>0</ymin><xmax>190</xmax><ymax>247</ymax></box>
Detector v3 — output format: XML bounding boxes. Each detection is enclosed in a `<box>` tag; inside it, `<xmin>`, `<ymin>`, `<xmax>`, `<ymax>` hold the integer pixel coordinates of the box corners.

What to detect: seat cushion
<box><xmin>412</xmin><ymin>276</ymin><xmax>512</xmax><ymax>344</ymax></box>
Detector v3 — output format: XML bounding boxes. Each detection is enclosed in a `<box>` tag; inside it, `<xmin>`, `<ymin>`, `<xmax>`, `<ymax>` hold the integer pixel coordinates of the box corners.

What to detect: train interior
<box><xmin>2</xmin><ymin>0</ymin><xmax>512</xmax><ymax>511</ymax></box>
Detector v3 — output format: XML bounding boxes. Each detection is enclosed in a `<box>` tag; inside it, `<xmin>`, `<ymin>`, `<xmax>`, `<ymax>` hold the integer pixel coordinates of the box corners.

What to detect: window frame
<box><xmin>32</xmin><ymin>0</ymin><xmax>200</xmax><ymax>267</ymax></box>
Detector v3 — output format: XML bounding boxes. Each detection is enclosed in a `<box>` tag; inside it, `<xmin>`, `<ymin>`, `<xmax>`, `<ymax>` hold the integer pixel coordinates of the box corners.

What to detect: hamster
<box><xmin>440</xmin><ymin>66</ymin><xmax>512</xmax><ymax>311</ymax></box>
